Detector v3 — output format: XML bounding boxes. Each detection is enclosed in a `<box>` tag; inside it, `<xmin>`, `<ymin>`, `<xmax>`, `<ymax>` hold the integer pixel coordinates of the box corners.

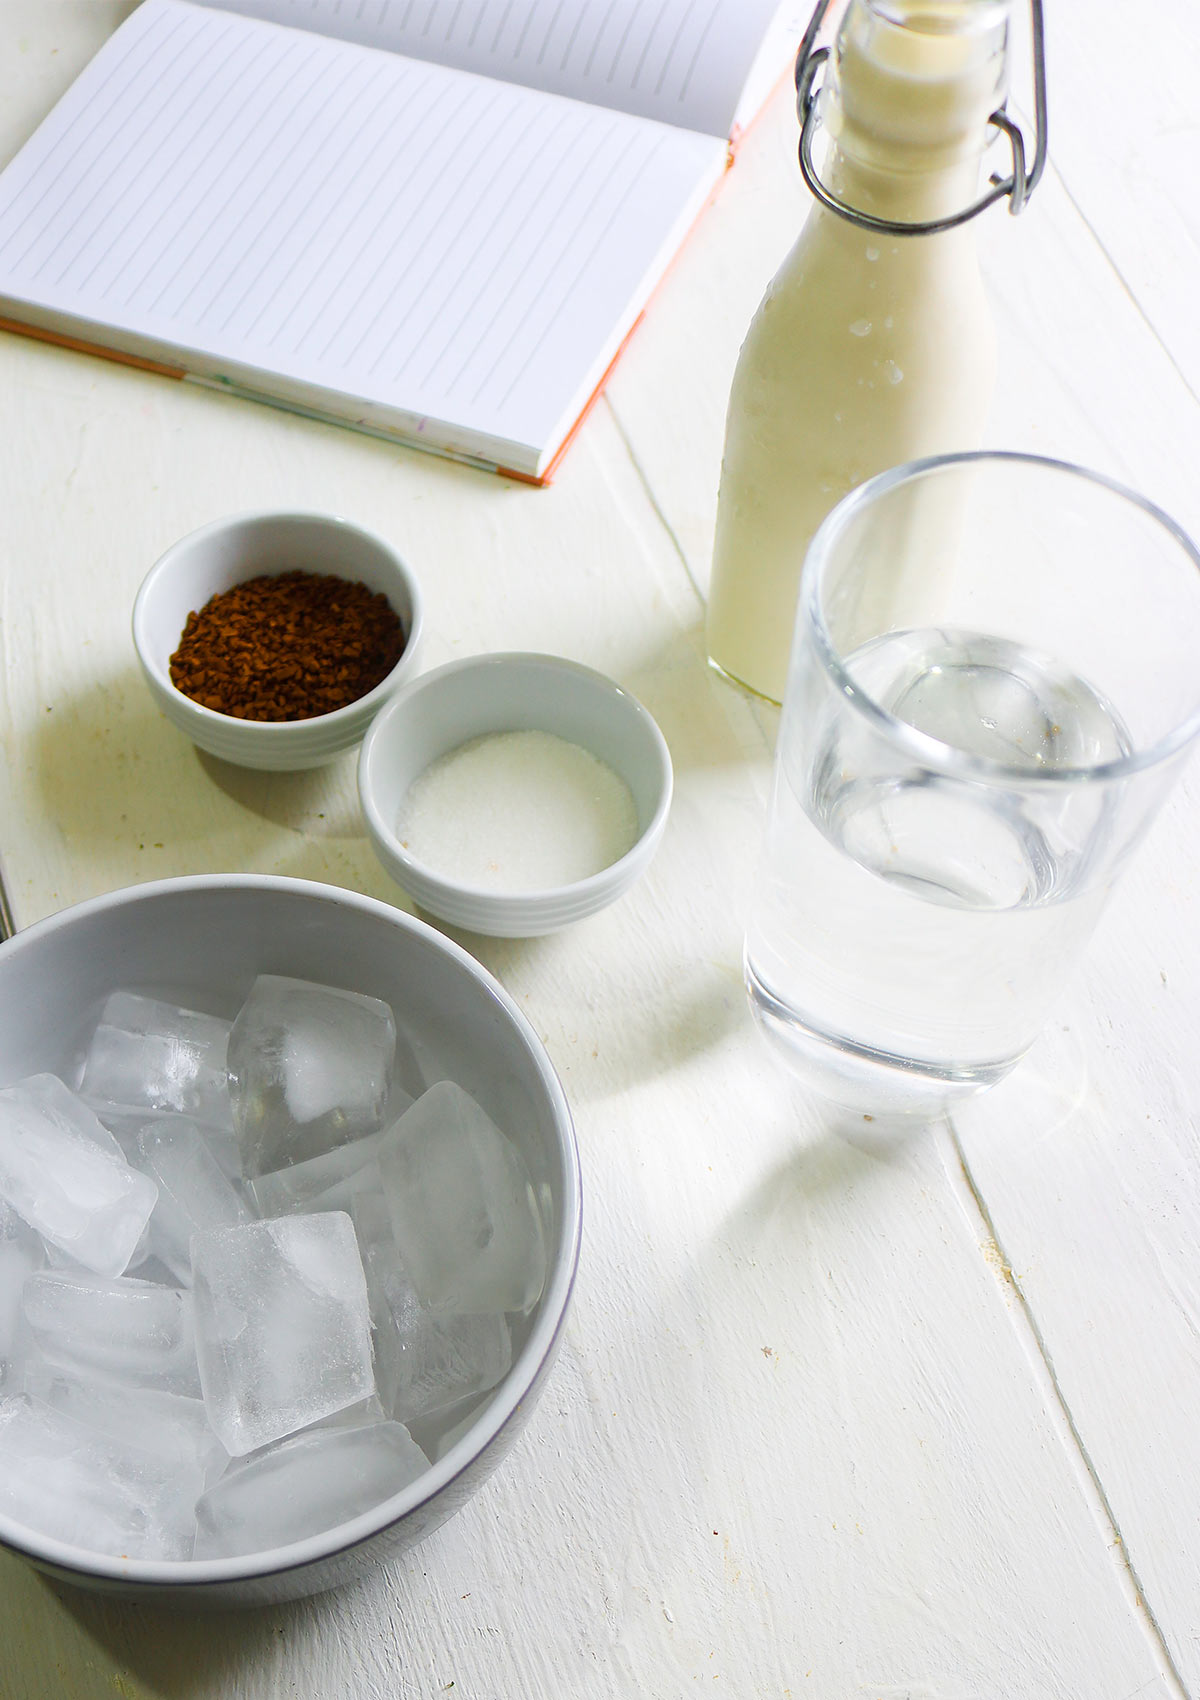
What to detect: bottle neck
<box><xmin>818</xmin><ymin>0</ymin><xmax>1010</xmax><ymax>231</ymax></box>
<box><xmin>823</xmin><ymin>142</ymin><xmax>986</xmax><ymax>227</ymax></box>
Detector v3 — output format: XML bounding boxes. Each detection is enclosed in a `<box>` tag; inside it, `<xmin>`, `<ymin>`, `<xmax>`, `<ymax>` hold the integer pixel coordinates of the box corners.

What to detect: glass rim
<box><xmin>800</xmin><ymin>449</ymin><xmax>1200</xmax><ymax>787</ymax></box>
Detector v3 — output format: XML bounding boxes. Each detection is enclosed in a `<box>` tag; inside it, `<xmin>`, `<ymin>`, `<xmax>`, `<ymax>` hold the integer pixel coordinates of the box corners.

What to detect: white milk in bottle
<box><xmin>706</xmin><ymin>0</ymin><xmax>1012</xmax><ymax>703</ymax></box>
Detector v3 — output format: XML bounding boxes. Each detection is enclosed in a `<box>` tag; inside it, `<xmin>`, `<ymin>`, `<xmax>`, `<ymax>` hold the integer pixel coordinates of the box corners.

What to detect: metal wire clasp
<box><xmin>795</xmin><ymin>0</ymin><xmax>1047</xmax><ymax>236</ymax></box>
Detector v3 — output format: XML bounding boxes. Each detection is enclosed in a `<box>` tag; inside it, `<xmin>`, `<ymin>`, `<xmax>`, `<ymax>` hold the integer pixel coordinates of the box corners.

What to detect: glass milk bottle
<box><xmin>706</xmin><ymin>0</ymin><xmax>1030</xmax><ymax>705</ymax></box>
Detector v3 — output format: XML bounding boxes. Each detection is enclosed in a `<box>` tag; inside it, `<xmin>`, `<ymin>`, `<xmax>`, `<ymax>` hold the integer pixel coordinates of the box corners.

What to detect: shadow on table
<box><xmin>617</xmin><ymin>617</ymin><xmax>781</xmax><ymax>779</ymax></box>
<box><xmin>28</xmin><ymin>664</ymin><xmax>410</xmax><ymax>909</ymax></box>
<box><xmin>32</xmin><ymin>665</ymin><xmax>177</xmax><ymax>830</ymax></box>
<box><xmin>195</xmin><ymin>746</ymin><xmax>362</xmax><ymax>836</ymax></box>
<box><xmin>28</xmin><ymin>665</ymin><xmax>325</xmax><ymax>890</ymax></box>
<box><xmin>55</xmin><ymin>1577</ymin><xmax>297</xmax><ymax>1700</ymax></box>
<box><xmin>947</xmin><ymin>1022</ymin><xmax>1091</xmax><ymax>1155</ymax></box>
<box><xmin>0</xmin><ymin>1553</ymin><xmax>308</xmax><ymax>1700</ymax></box>
<box><xmin>750</xmin><ymin>1101</ymin><xmax>934</xmax><ymax>1202</ymax></box>
<box><xmin>704</xmin><ymin>1020</ymin><xmax>1094</xmax><ymax>1291</ymax></box>
<box><xmin>429</xmin><ymin>915</ymin><xmax>751</xmax><ymax>1105</ymax></box>
<box><xmin>33</xmin><ymin>661</ymin><xmax>364</xmax><ymax>841</ymax></box>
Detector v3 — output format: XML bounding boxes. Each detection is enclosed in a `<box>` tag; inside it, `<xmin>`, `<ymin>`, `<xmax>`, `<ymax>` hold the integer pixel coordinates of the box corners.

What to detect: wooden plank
<box><xmin>960</xmin><ymin>15</ymin><xmax>1200</xmax><ymax>1685</ymax></box>
<box><xmin>1040</xmin><ymin>0</ymin><xmax>1200</xmax><ymax>397</ymax></box>
<box><xmin>0</xmin><ymin>7</ymin><xmax>1193</xmax><ymax>1699</ymax></box>
<box><xmin>948</xmin><ymin>551</ymin><xmax>1200</xmax><ymax>1685</ymax></box>
<box><xmin>605</xmin><ymin>14</ymin><xmax>1200</xmax><ymax>1695</ymax></box>
<box><xmin>952</xmin><ymin>769</ymin><xmax>1200</xmax><ymax>1690</ymax></box>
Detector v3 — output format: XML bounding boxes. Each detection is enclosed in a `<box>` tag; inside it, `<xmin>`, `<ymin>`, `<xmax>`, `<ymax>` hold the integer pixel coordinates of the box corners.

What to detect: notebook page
<box><xmin>730</xmin><ymin>5</ymin><xmax>811</xmax><ymax>137</ymax></box>
<box><xmin>197</xmin><ymin>0</ymin><xmax>790</xmax><ymax>137</ymax></box>
<box><xmin>0</xmin><ymin>0</ymin><xmax>726</xmax><ymax>472</ymax></box>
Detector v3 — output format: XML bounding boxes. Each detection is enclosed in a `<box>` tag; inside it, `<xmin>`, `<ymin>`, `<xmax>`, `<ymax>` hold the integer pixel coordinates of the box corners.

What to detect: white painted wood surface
<box><xmin>0</xmin><ymin>4</ymin><xmax>1198</xmax><ymax>1697</ymax></box>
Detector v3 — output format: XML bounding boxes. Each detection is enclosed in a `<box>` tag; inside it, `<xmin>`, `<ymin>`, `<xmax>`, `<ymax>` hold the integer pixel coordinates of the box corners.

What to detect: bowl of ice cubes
<box><xmin>0</xmin><ymin>875</ymin><xmax>579</xmax><ymax>1606</ymax></box>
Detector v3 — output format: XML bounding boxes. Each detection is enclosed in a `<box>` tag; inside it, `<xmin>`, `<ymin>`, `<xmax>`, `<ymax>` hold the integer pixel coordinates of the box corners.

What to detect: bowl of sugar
<box><xmin>0</xmin><ymin>875</ymin><xmax>580</xmax><ymax>1606</ymax></box>
<box><xmin>358</xmin><ymin>652</ymin><xmax>673</xmax><ymax>935</ymax></box>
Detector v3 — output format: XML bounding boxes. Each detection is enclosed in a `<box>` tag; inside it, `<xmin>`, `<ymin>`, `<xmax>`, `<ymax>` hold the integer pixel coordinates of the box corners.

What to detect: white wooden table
<box><xmin>2</xmin><ymin>4</ymin><xmax>1199</xmax><ymax>1696</ymax></box>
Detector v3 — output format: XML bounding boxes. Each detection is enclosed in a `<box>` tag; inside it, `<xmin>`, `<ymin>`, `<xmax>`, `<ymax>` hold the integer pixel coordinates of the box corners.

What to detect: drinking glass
<box><xmin>745</xmin><ymin>451</ymin><xmax>1200</xmax><ymax>1113</ymax></box>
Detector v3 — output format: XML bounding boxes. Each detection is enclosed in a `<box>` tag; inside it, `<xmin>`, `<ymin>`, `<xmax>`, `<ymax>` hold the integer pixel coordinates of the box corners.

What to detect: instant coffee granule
<box><xmin>169</xmin><ymin>570</ymin><xmax>405</xmax><ymax>721</ymax></box>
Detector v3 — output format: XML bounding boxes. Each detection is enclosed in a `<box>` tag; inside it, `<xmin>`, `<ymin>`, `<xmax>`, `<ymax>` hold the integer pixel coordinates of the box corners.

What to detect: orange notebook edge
<box><xmin>0</xmin><ymin>311</ymin><xmax>530</xmax><ymax>480</ymax></box>
<box><xmin>0</xmin><ymin>313</ymin><xmax>187</xmax><ymax>380</ymax></box>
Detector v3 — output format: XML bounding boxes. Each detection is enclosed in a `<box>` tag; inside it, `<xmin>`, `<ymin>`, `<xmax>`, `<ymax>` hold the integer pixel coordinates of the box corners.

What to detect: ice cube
<box><xmin>21</xmin><ymin>1366</ymin><xmax>227</xmax><ymax>1489</ymax></box>
<box><xmin>248</xmin><ymin>1123</ymin><xmax>397</xmax><ymax>1218</ymax></box>
<box><xmin>284</xmin><ymin>1160</ymin><xmax>385</xmax><ymax>1222</ymax></box>
<box><xmin>132</xmin><ymin>1118</ymin><xmax>253</xmax><ymax>1284</ymax></box>
<box><xmin>0</xmin><ymin>1074</ymin><xmax>158</xmax><ymax>1276</ymax></box>
<box><xmin>228</xmin><ymin>976</ymin><xmax>396</xmax><ymax>1176</ymax></box>
<box><xmin>0</xmin><ymin>1392</ymin><xmax>200</xmax><ymax>1559</ymax></box>
<box><xmin>190</xmin><ymin>1213</ymin><xmax>375</xmax><ymax>1456</ymax></box>
<box><xmin>344</xmin><ymin>1190</ymin><xmax>420</xmax><ymax>1416</ymax></box>
<box><xmin>0</xmin><ymin>1202</ymin><xmax>44</xmax><ymax>1364</ymax></box>
<box><xmin>20</xmin><ymin>1269</ymin><xmax>201</xmax><ymax>1397</ymax></box>
<box><xmin>393</xmin><ymin>1310</ymin><xmax>512</xmax><ymax>1428</ymax></box>
<box><xmin>377</xmin><ymin>1082</ymin><xmax>546</xmax><ymax>1315</ymax></box>
<box><xmin>192</xmin><ymin>1419</ymin><xmax>427</xmax><ymax>1559</ymax></box>
<box><xmin>79</xmin><ymin>992</ymin><xmax>234</xmax><ymax>1129</ymax></box>
<box><xmin>121</xmin><ymin>1252</ymin><xmax>184</xmax><ymax>1287</ymax></box>
<box><xmin>305</xmin><ymin>1392</ymin><xmax>388</xmax><ymax>1432</ymax></box>
<box><xmin>423</xmin><ymin>1396</ymin><xmax>491</xmax><ymax>1464</ymax></box>
<box><xmin>347</xmin><ymin>1191</ymin><xmax>511</xmax><ymax>1424</ymax></box>
<box><xmin>89</xmin><ymin>1102</ymin><xmax>244</xmax><ymax>1184</ymax></box>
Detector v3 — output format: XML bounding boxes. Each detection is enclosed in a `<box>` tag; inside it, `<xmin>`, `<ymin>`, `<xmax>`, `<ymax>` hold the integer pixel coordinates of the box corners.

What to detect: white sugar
<box><xmin>397</xmin><ymin>730</ymin><xmax>638</xmax><ymax>891</ymax></box>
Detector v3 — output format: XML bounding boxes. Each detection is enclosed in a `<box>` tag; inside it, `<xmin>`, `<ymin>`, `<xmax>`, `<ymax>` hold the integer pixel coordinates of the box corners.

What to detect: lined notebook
<box><xmin>0</xmin><ymin>0</ymin><xmax>801</xmax><ymax>481</ymax></box>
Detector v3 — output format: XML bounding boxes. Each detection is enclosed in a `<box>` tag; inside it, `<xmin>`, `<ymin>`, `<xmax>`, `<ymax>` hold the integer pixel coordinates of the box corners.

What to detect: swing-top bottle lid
<box><xmin>795</xmin><ymin>0</ymin><xmax>1047</xmax><ymax>235</ymax></box>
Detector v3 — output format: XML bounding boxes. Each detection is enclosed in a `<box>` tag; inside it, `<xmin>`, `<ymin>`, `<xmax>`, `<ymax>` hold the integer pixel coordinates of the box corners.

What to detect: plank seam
<box><xmin>601</xmin><ymin>394</ymin><xmax>705</xmax><ymax>607</ymax></box>
<box><xmin>1053</xmin><ymin>170</ymin><xmax>1200</xmax><ymax>416</ymax></box>
<box><xmin>940</xmin><ymin>1116</ymin><xmax>1193</xmax><ymax>1700</ymax></box>
<box><xmin>601</xmin><ymin>393</ymin><xmax>782</xmax><ymax>750</ymax></box>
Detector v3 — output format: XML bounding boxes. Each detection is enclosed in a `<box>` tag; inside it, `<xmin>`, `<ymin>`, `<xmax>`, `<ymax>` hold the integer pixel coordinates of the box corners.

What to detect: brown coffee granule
<box><xmin>169</xmin><ymin>570</ymin><xmax>406</xmax><ymax>722</ymax></box>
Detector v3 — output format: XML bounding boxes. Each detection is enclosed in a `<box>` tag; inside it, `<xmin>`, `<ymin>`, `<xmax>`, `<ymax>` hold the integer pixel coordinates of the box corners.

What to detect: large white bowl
<box><xmin>0</xmin><ymin>876</ymin><xmax>580</xmax><ymax>1607</ymax></box>
<box><xmin>132</xmin><ymin>511</ymin><xmax>424</xmax><ymax>770</ymax></box>
<box><xmin>358</xmin><ymin>652</ymin><xmax>674</xmax><ymax>936</ymax></box>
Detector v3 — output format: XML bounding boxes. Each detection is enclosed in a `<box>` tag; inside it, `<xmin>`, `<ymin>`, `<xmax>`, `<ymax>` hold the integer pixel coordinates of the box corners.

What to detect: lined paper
<box><xmin>0</xmin><ymin>0</ymin><xmax>726</xmax><ymax>471</ymax></box>
<box><xmin>198</xmin><ymin>0</ymin><xmax>790</xmax><ymax>136</ymax></box>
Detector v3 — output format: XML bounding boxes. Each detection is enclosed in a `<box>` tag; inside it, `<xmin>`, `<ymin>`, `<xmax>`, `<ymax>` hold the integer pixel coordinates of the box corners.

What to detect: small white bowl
<box><xmin>133</xmin><ymin>511</ymin><xmax>424</xmax><ymax>770</ymax></box>
<box><xmin>358</xmin><ymin>653</ymin><xmax>673</xmax><ymax>936</ymax></box>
